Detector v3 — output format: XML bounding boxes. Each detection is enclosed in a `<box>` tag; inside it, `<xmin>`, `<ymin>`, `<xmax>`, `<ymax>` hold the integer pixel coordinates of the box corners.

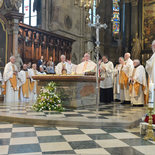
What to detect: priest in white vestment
<box><xmin>120</xmin><ymin>53</ymin><xmax>134</xmax><ymax>104</ymax></box>
<box><xmin>100</xmin><ymin>56</ymin><xmax>114</xmax><ymax>103</ymax></box>
<box><xmin>145</xmin><ymin>40</ymin><xmax>155</xmax><ymax>107</ymax></box>
<box><xmin>76</xmin><ymin>53</ymin><xmax>96</xmax><ymax>75</ymax></box>
<box><xmin>130</xmin><ymin>60</ymin><xmax>147</xmax><ymax>105</ymax></box>
<box><xmin>18</xmin><ymin>64</ymin><xmax>31</xmax><ymax>102</ymax></box>
<box><xmin>55</xmin><ymin>55</ymin><xmax>72</xmax><ymax>75</ymax></box>
<box><xmin>3</xmin><ymin>56</ymin><xmax>19</xmax><ymax>103</ymax></box>
<box><xmin>0</xmin><ymin>71</ymin><xmax>2</xmax><ymax>95</ymax></box>
<box><xmin>29</xmin><ymin>64</ymin><xmax>39</xmax><ymax>101</ymax></box>
<box><xmin>113</xmin><ymin>57</ymin><xmax>125</xmax><ymax>101</ymax></box>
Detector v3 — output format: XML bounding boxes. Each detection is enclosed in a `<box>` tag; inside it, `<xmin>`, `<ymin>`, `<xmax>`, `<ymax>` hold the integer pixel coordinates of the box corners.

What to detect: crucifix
<box><xmin>88</xmin><ymin>14</ymin><xmax>108</xmax><ymax>117</ymax></box>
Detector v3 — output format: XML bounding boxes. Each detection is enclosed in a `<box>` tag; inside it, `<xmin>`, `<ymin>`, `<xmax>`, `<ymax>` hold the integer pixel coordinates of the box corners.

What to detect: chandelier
<box><xmin>74</xmin><ymin>0</ymin><xmax>101</xmax><ymax>22</ymax></box>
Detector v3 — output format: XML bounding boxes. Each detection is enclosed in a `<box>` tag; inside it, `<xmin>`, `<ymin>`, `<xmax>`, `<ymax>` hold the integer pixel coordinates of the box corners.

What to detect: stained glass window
<box><xmin>112</xmin><ymin>0</ymin><xmax>120</xmax><ymax>34</ymax></box>
<box><xmin>19</xmin><ymin>0</ymin><xmax>37</xmax><ymax>26</ymax></box>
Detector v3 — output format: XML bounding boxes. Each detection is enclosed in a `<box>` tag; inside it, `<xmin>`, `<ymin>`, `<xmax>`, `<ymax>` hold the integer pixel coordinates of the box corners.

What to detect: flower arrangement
<box><xmin>33</xmin><ymin>82</ymin><xmax>64</xmax><ymax>112</ymax></box>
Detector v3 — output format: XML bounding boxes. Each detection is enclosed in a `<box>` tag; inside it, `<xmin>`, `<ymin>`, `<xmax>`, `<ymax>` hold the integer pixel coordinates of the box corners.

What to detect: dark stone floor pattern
<box><xmin>0</xmin><ymin>122</ymin><xmax>155</xmax><ymax>155</ymax></box>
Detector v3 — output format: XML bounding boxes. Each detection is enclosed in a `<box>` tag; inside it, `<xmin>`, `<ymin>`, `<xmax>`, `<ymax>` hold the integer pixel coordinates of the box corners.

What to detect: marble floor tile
<box><xmin>42</xmin><ymin>150</ymin><xmax>75</xmax><ymax>154</ymax></box>
<box><xmin>63</xmin><ymin>134</ymin><xmax>92</xmax><ymax>142</ymax></box>
<box><xmin>0</xmin><ymin>128</ymin><xmax>12</xmax><ymax>133</ymax></box>
<box><xmin>95</xmin><ymin>139</ymin><xmax>129</xmax><ymax>148</ymax></box>
<box><xmin>88</xmin><ymin>133</ymin><xmax>116</xmax><ymax>140</ymax></box>
<box><xmin>0</xmin><ymin>124</ymin><xmax>13</xmax><ymax>129</ymax></box>
<box><xmin>0</xmin><ymin>133</ymin><xmax>11</xmax><ymax>139</ymax></box>
<box><xmin>75</xmin><ymin>148</ymin><xmax>110</xmax><ymax>155</ymax></box>
<box><xmin>8</xmin><ymin>144</ymin><xmax>41</xmax><ymax>154</ymax></box>
<box><xmin>105</xmin><ymin>146</ymin><xmax>143</xmax><ymax>155</ymax></box>
<box><xmin>59</xmin><ymin>129</ymin><xmax>84</xmax><ymax>135</ymax></box>
<box><xmin>81</xmin><ymin>129</ymin><xmax>106</xmax><ymax>134</ymax></box>
<box><xmin>110</xmin><ymin>132</ymin><xmax>140</xmax><ymax>139</ymax></box>
<box><xmin>35</xmin><ymin>126</ymin><xmax>57</xmax><ymax>131</ymax></box>
<box><xmin>69</xmin><ymin>140</ymin><xmax>101</xmax><ymax>150</ymax></box>
<box><xmin>36</xmin><ymin>130</ymin><xmax>61</xmax><ymax>137</ymax></box>
<box><xmin>12</xmin><ymin>127</ymin><xmax>35</xmax><ymax>133</ymax></box>
<box><xmin>40</xmin><ymin>142</ymin><xmax>72</xmax><ymax>152</ymax></box>
<box><xmin>0</xmin><ymin>138</ymin><xmax>10</xmax><ymax>145</ymax></box>
<box><xmin>0</xmin><ymin>145</ymin><xmax>9</xmax><ymax>155</ymax></box>
<box><xmin>133</xmin><ymin>145</ymin><xmax>155</xmax><ymax>155</ymax></box>
<box><xmin>10</xmin><ymin>153</ymin><xmax>42</xmax><ymax>155</ymax></box>
<box><xmin>38</xmin><ymin>135</ymin><xmax>66</xmax><ymax>143</ymax></box>
<box><xmin>102</xmin><ymin>127</ymin><xmax>127</xmax><ymax>133</ymax></box>
<box><xmin>122</xmin><ymin>138</ymin><xmax>154</xmax><ymax>146</ymax></box>
<box><xmin>10</xmin><ymin>137</ymin><xmax>39</xmax><ymax>145</ymax></box>
<box><xmin>11</xmin><ymin>132</ymin><xmax>37</xmax><ymax>138</ymax></box>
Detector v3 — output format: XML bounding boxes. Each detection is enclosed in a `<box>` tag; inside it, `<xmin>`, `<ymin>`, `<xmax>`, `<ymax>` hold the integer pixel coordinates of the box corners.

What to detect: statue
<box><xmin>15</xmin><ymin>53</ymin><xmax>23</xmax><ymax>71</ymax></box>
<box><xmin>131</xmin><ymin>33</ymin><xmax>142</xmax><ymax>59</ymax></box>
<box><xmin>4</xmin><ymin>0</ymin><xmax>22</xmax><ymax>11</ymax></box>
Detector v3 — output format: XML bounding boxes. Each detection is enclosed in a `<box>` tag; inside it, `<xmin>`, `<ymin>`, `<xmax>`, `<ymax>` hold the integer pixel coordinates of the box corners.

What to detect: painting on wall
<box><xmin>143</xmin><ymin>0</ymin><xmax>155</xmax><ymax>50</ymax></box>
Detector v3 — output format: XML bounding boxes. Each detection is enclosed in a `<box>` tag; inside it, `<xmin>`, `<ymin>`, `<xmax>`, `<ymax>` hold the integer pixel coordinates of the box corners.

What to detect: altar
<box><xmin>33</xmin><ymin>75</ymin><xmax>104</xmax><ymax>108</ymax></box>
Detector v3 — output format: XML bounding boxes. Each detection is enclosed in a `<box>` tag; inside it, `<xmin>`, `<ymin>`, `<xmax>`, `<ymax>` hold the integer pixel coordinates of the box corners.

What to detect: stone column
<box><xmin>5</xmin><ymin>12</ymin><xmax>24</xmax><ymax>57</ymax></box>
<box><xmin>131</xmin><ymin>0</ymin><xmax>138</xmax><ymax>37</ymax></box>
<box><xmin>124</xmin><ymin>1</ymin><xmax>131</xmax><ymax>51</ymax></box>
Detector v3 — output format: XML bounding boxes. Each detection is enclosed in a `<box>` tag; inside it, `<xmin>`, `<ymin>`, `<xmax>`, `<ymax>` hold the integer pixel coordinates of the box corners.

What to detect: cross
<box><xmin>88</xmin><ymin>14</ymin><xmax>107</xmax><ymax>117</ymax></box>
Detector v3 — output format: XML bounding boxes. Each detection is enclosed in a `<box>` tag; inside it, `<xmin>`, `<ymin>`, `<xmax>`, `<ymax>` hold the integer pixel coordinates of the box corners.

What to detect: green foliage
<box><xmin>33</xmin><ymin>82</ymin><xmax>64</xmax><ymax>112</ymax></box>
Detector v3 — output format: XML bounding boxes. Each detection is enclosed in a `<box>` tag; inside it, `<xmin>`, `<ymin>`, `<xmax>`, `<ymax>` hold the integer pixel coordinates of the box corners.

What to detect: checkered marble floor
<box><xmin>0</xmin><ymin>122</ymin><xmax>155</xmax><ymax>155</ymax></box>
<box><xmin>0</xmin><ymin>102</ymin><xmax>146</xmax><ymax>122</ymax></box>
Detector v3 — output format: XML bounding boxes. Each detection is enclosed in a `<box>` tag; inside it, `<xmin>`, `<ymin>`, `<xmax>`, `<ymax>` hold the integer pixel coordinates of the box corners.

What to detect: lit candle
<box><xmin>148</xmin><ymin>82</ymin><xmax>154</xmax><ymax>108</ymax></box>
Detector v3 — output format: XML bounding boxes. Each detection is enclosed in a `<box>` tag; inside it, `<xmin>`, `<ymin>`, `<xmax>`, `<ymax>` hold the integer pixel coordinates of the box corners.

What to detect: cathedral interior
<box><xmin>0</xmin><ymin>0</ymin><xmax>155</xmax><ymax>154</ymax></box>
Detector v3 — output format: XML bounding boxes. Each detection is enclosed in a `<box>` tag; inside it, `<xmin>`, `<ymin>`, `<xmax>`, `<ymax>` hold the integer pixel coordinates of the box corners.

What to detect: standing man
<box><xmin>121</xmin><ymin>52</ymin><xmax>134</xmax><ymax>104</ymax></box>
<box><xmin>37</xmin><ymin>55</ymin><xmax>44</xmax><ymax>68</ymax></box>
<box><xmin>100</xmin><ymin>56</ymin><xmax>114</xmax><ymax>103</ymax></box>
<box><xmin>130</xmin><ymin>60</ymin><xmax>147</xmax><ymax>105</ymax></box>
<box><xmin>3</xmin><ymin>56</ymin><xmax>19</xmax><ymax>103</ymax></box>
<box><xmin>29</xmin><ymin>64</ymin><xmax>39</xmax><ymax>101</ymax></box>
<box><xmin>0</xmin><ymin>71</ymin><xmax>2</xmax><ymax>95</ymax></box>
<box><xmin>18</xmin><ymin>64</ymin><xmax>31</xmax><ymax>102</ymax></box>
<box><xmin>55</xmin><ymin>55</ymin><xmax>72</xmax><ymax>75</ymax></box>
<box><xmin>146</xmin><ymin>40</ymin><xmax>155</xmax><ymax>106</ymax></box>
<box><xmin>76</xmin><ymin>53</ymin><xmax>96</xmax><ymax>75</ymax></box>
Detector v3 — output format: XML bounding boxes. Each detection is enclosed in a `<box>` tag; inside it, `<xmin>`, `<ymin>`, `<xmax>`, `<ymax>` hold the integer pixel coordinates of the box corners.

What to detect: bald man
<box><xmin>146</xmin><ymin>40</ymin><xmax>155</xmax><ymax>108</ymax></box>
<box><xmin>29</xmin><ymin>63</ymin><xmax>39</xmax><ymax>101</ymax></box>
<box><xmin>121</xmin><ymin>52</ymin><xmax>134</xmax><ymax>104</ymax></box>
<box><xmin>76</xmin><ymin>53</ymin><xmax>96</xmax><ymax>74</ymax></box>
<box><xmin>55</xmin><ymin>55</ymin><xmax>72</xmax><ymax>74</ymax></box>
<box><xmin>129</xmin><ymin>59</ymin><xmax>147</xmax><ymax>105</ymax></box>
<box><xmin>18</xmin><ymin>64</ymin><xmax>31</xmax><ymax>102</ymax></box>
<box><xmin>3</xmin><ymin>56</ymin><xmax>19</xmax><ymax>103</ymax></box>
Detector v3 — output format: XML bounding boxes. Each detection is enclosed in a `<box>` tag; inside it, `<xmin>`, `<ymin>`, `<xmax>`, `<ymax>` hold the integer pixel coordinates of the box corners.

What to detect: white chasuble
<box><xmin>121</xmin><ymin>58</ymin><xmax>134</xmax><ymax>101</ymax></box>
<box><xmin>18</xmin><ymin>70</ymin><xmax>31</xmax><ymax>102</ymax></box>
<box><xmin>29</xmin><ymin>69</ymin><xmax>39</xmax><ymax>101</ymax></box>
<box><xmin>130</xmin><ymin>65</ymin><xmax>147</xmax><ymax>105</ymax></box>
<box><xmin>3</xmin><ymin>62</ymin><xmax>19</xmax><ymax>103</ymax></box>
<box><xmin>55</xmin><ymin>62</ymin><xmax>72</xmax><ymax>75</ymax></box>
<box><xmin>146</xmin><ymin>53</ymin><xmax>155</xmax><ymax>108</ymax></box>
<box><xmin>100</xmin><ymin>61</ymin><xmax>114</xmax><ymax>89</ymax></box>
<box><xmin>76</xmin><ymin>60</ymin><xmax>96</xmax><ymax>75</ymax></box>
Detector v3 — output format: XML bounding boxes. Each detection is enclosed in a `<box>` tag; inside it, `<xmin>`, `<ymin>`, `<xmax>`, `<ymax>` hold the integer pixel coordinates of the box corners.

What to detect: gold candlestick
<box><xmin>144</xmin><ymin>107</ymin><xmax>155</xmax><ymax>141</ymax></box>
